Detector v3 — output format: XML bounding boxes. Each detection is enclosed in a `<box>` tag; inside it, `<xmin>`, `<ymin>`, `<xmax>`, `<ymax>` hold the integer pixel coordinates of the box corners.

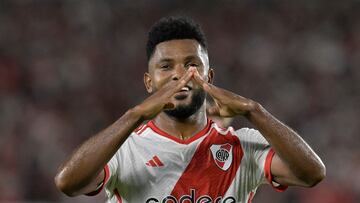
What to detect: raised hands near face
<box><xmin>136</xmin><ymin>66</ymin><xmax>256</xmax><ymax>121</ymax></box>
<box><xmin>192</xmin><ymin>69</ymin><xmax>256</xmax><ymax>118</ymax></box>
<box><xmin>136</xmin><ymin>67</ymin><xmax>197</xmax><ymax>120</ymax></box>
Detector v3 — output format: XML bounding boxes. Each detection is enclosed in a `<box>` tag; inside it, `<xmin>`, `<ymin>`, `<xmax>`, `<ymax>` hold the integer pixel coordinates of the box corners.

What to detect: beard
<box><xmin>164</xmin><ymin>89</ymin><xmax>206</xmax><ymax>119</ymax></box>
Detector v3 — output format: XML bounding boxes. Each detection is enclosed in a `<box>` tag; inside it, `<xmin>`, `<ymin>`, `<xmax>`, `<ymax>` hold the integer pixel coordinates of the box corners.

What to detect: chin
<box><xmin>165</xmin><ymin>90</ymin><xmax>206</xmax><ymax>119</ymax></box>
<box><xmin>173</xmin><ymin>98</ymin><xmax>193</xmax><ymax>107</ymax></box>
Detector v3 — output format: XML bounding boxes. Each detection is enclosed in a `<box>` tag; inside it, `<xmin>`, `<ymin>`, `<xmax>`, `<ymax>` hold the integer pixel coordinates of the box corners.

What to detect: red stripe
<box><xmin>265</xmin><ymin>149</ymin><xmax>288</xmax><ymax>192</ymax></box>
<box><xmin>147</xmin><ymin>160</ymin><xmax>156</xmax><ymax>167</ymax></box>
<box><xmin>170</xmin><ymin>128</ymin><xmax>243</xmax><ymax>198</ymax></box>
<box><xmin>104</xmin><ymin>164</ymin><xmax>110</xmax><ymax>184</ymax></box>
<box><xmin>134</xmin><ymin>124</ymin><xmax>144</xmax><ymax>133</ymax></box>
<box><xmin>85</xmin><ymin>164</ymin><xmax>110</xmax><ymax>196</ymax></box>
<box><xmin>114</xmin><ymin>189</ymin><xmax>123</xmax><ymax>203</ymax></box>
<box><xmin>247</xmin><ymin>191</ymin><xmax>254</xmax><ymax>203</ymax></box>
<box><xmin>147</xmin><ymin>119</ymin><xmax>212</xmax><ymax>144</ymax></box>
<box><xmin>137</xmin><ymin>126</ymin><xmax>148</xmax><ymax>135</ymax></box>
<box><xmin>153</xmin><ymin>156</ymin><xmax>164</xmax><ymax>166</ymax></box>
<box><xmin>135</xmin><ymin>123</ymin><xmax>149</xmax><ymax>135</ymax></box>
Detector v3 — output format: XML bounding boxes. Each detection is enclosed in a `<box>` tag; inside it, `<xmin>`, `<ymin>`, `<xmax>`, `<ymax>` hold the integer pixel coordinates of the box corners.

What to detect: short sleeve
<box><xmin>235</xmin><ymin>128</ymin><xmax>287</xmax><ymax>192</ymax></box>
<box><xmin>85</xmin><ymin>151</ymin><xmax>120</xmax><ymax>196</ymax></box>
<box><xmin>264</xmin><ymin>148</ymin><xmax>288</xmax><ymax>192</ymax></box>
<box><xmin>105</xmin><ymin>151</ymin><xmax>120</xmax><ymax>189</ymax></box>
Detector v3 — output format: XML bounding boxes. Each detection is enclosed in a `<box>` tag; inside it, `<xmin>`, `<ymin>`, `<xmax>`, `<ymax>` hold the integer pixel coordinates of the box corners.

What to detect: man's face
<box><xmin>145</xmin><ymin>39</ymin><xmax>212</xmax><ymax>119</ymax></box>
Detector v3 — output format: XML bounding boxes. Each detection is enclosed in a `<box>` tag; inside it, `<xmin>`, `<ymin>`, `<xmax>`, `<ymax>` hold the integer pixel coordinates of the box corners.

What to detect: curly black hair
<box><xmin>146</xmin><ymin>16</ymin><xmax>207</xmax><ymax>61</ymax></box>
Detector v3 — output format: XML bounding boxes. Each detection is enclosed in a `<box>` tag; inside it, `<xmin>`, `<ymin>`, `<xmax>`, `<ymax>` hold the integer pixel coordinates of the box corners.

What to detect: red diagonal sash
<box><xmin>170</xmin><ymin>129</ymin><xmax>243</xmax><ymax>199</ymax></box>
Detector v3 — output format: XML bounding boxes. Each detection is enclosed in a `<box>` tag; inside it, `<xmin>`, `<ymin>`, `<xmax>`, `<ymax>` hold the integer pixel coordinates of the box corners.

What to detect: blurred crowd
<box><xmin>0</xmin><ymin>0</ymin><xmax>359</xmax><ymax>202</ymax></box>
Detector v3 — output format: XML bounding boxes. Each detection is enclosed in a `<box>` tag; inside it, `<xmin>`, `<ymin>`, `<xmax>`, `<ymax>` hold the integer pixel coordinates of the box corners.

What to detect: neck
<box><xmin>153</xmin><ymin>105</ymin><xmax>208</xmax><ymax>140</ymax></box>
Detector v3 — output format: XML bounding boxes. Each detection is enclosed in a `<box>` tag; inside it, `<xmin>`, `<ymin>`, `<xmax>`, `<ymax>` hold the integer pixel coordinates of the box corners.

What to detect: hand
<box><xmin>193</xmin><ymin>70</ymin><xmax>256</xmax><ymax>117</ymax></box>
<box><xmin>134</xmin><ymin>67</ymin><xmax>196</xmax><ymax>120</ymax></box>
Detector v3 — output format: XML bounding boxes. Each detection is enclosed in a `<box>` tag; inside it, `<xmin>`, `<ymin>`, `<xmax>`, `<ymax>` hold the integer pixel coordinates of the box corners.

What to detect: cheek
<box><xmin>152</xmin><ymin>71</ymin><xmax>172</xmax><ymax>89</ymax></box>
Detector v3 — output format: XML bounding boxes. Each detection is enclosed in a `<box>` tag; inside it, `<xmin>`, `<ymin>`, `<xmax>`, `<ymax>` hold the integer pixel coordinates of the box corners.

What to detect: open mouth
<box><xmin>174</xmin><ymin>86</ymin><xmax>192</xmax><ymax>100</ymax></box>
<box><xmin>179</xmin><ymin>85</ymin><xmax>192</xmax><ymax>92</ymax></box>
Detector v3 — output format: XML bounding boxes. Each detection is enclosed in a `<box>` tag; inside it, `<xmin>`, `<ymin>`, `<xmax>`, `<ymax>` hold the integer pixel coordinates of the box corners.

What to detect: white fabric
<box><xmin>103</xmin><ymin>121</ymin><xmax>274</xmax><ymax>203</ymax></box>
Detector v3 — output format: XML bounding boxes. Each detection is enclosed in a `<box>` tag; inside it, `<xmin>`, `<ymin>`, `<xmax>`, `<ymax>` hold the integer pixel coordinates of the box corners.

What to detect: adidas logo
<box><xmin>146</xmin><ymin>155</ymin><xmax>164</xmax><ymax>167</ymax></box>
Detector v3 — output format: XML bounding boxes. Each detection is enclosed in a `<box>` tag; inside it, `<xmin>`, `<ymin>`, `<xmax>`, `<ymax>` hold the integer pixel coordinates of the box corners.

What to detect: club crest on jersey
<box><xmin>210</xmin><ymin>143</ymin><xmax>233</xmax><ymax>171</ymax></box>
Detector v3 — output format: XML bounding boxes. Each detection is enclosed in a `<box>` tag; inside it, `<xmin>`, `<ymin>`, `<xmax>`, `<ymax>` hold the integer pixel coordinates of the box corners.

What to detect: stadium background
<box><xmin>0</xmin><ymin>0</ymin><xmax>359</xmax><ymax>202</ymax></box>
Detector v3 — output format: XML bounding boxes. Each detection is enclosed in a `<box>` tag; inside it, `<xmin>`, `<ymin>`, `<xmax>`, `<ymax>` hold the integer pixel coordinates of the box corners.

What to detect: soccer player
<box><xmin>55</xmin><ymin>16</ymin><xmax>325</xmax><ymax>202</ymax></box>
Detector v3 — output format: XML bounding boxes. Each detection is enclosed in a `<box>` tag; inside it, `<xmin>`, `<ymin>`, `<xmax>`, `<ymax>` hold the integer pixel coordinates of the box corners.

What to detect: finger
<box><xmin>164</xmin><ymin>102</ymin><xmax>175</xmax><ymax>110</ymax></box>
<box><xmin>171</xmin><ymin>67</ymin><xmax>196</xmax><ymax>93</ymax></box>
<box><xmin>192</xmin><ymin>69</ymin><xmax>206</xmax><ymax>86</ymax></box>
<box><xmin>193</xmin><ymin>70</ymin><xmax>221</xmax><ymax>99</ymax></box>
<box><xmin>192</xmin><ymin>69</ymin><xmax>209</xmax><ymax>90</ymax></box>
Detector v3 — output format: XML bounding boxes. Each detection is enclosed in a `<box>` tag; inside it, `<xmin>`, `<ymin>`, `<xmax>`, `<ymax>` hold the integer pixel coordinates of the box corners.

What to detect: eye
<box><xmin>187</xmin><ymin>63</ymin><xmax>199</xmax><ymax>67</ymax></box>
<box><xmin>160</xmin><ymin>65</ymin><xmax>170</xmax><ymax>70</ymax></box>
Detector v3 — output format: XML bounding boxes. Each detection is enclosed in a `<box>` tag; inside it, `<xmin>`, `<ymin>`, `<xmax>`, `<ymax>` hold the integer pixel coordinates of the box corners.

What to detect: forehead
<box><xmin>149</xmin><ymin>39</ymin><xmax>208</xmax><ymax>65</ymax></box>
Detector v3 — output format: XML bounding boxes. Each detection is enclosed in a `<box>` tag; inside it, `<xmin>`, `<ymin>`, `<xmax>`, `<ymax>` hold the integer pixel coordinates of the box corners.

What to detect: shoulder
<box><xmin>234</xmin><ymin>127</ymin><xmax>267</xmax><ymax>144</ymax></box>
<box><xmin>133</xmin><ymin>122</ymin><xmax>151</xmax><ymax>135</ymax></box>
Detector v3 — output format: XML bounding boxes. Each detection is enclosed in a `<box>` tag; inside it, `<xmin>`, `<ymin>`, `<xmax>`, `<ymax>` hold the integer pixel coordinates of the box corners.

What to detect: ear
<box><xmin>207</xmin><ymin>68</ymin><xmax>214</xmax><ymax>84</ymax></box>
<box><xmin>144</xmin><ymin>72</ymin><xmax>153</xmax><ymax>93</ymax></box>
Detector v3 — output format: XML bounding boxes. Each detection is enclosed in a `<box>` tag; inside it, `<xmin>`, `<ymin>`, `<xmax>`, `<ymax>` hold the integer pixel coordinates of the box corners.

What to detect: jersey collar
<box><xmin>147</xmin><ymin>119</ymin><xmax>213</xmax><ymax>144</ymax></box>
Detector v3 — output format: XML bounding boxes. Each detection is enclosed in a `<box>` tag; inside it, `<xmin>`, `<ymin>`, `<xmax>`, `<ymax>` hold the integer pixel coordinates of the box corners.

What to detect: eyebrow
<box><xmin>184</xmin><ymin>55</ymin><xmax>200</xmax><ymax>62</ymax></box>
<box><xmin>158</xmin><ymin>58</ymin><xmax>173</xmax><ymax>63</ymax></box>
<box><xmin>157</xmin><ymin>55</ymin><xmax>201</xmax><ymax>64</ymax></box>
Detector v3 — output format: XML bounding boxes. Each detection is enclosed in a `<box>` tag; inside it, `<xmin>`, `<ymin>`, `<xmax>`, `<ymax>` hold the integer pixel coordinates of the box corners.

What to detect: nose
<box><xmin>171</xmin><ymin>65</ymin><xmax>187</xmax><ymax>81</ymax></box>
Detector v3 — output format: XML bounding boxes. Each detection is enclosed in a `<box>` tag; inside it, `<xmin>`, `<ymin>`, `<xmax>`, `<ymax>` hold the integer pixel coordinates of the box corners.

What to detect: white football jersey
<box><xmin>91</xmin><ymin>119</ymin><xmax>286</xmax><ymax>203</ymax></box>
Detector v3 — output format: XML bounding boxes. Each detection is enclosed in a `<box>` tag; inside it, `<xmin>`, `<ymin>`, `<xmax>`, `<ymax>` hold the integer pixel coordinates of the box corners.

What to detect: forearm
<box><xmin>55</xmin><ymin>108</ymin><xmax>143</xmax><ymax>195</ymax></box>
<box><xmin>247</xmin><ymin>102</ymin><xmax>325</xmax><ymax>185</ymax></box>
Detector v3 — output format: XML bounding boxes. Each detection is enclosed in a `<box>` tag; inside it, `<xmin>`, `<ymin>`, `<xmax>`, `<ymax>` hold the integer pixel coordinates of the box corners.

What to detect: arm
<box><xmin>193</xmin><ymin>70</ymin><xmax>325</xmax><ymax>187</ymax></box>
<box><xmin>54</xmin><ymin>67</ymin><xmax>196</xmax><ymax>196</ymax></box>
<box><xmin>247</xmin><ymin>103</ymin><xmax>325</xmax><ymax>187</ymax></box>
<box><xmin>54</xmin><ymin>109</ymin><xmax>143</xmax><ymax>196</ymax></box>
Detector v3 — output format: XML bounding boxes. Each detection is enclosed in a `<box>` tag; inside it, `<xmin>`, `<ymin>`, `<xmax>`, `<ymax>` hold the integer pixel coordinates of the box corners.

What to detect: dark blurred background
<box><xmin>0</xmin><ymin>0</ymin><xmax>359</xmax><ymax>202</ymax></box>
